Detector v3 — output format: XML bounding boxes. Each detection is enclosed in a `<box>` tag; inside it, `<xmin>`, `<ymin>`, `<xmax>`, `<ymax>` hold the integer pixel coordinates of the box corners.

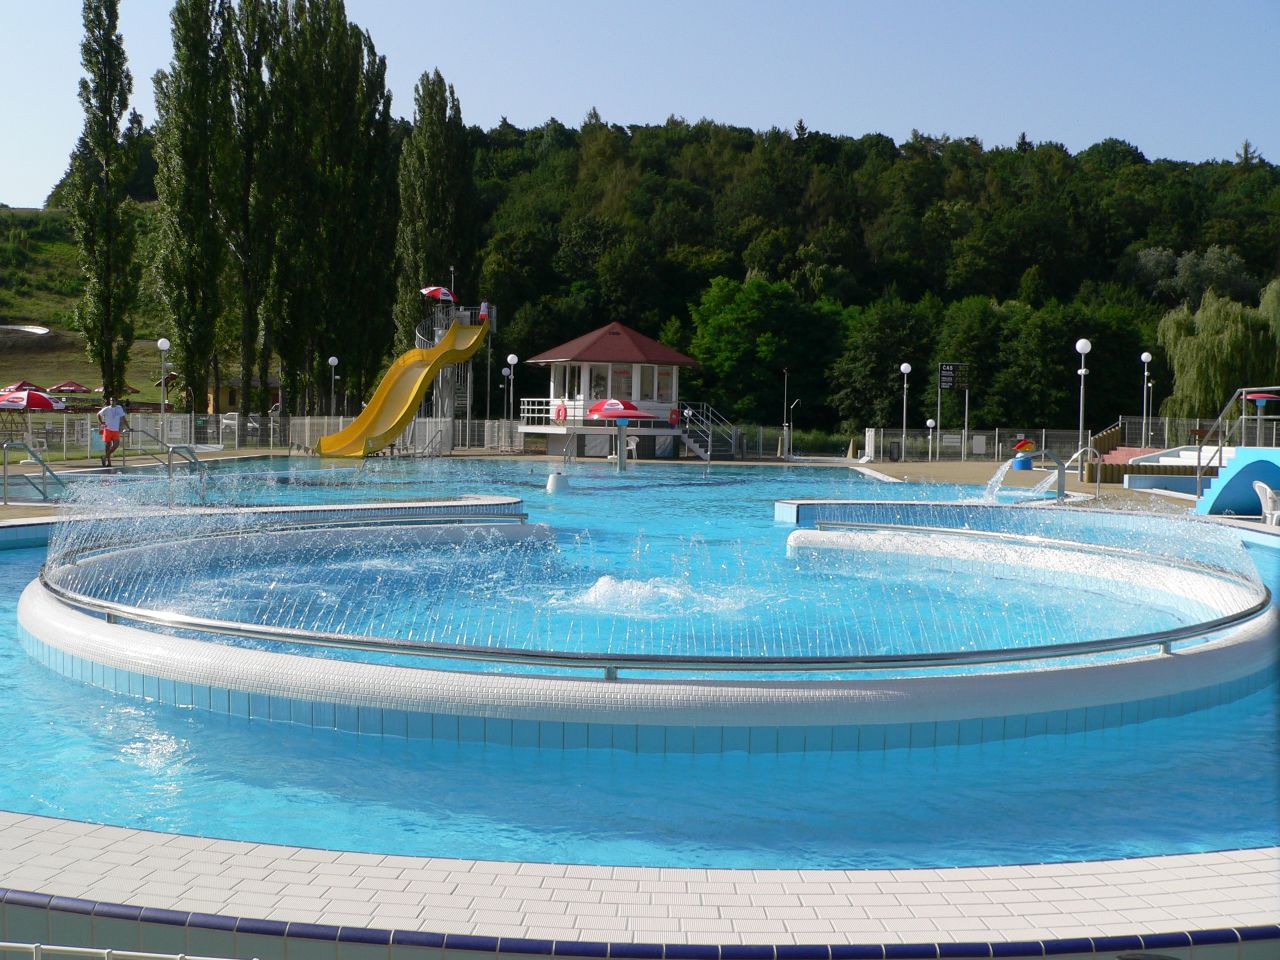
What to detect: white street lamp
<box><xmin>506</xmin><ymin>354</ymin><xmax>518</xmax><ymax>425</ymax></box>
<box><xmin>328</xmin><ymin>356</ymin><xmax>338</xmax><ymax>417</ymax></box>
<box><xmin>926</xmin><ymin>417</ymin><xmax>936</xmax><ymax>462</ymax></box>
<box><xmin>899</xmin><ymin>362</ymin><xmax>911</xmax><ymax>461</ymax></box>
<box><xmin>1140</xmin><ymin>351</ymin><xmax>1152</xmax><ymax>447</ymax></box>
<box><xmin>1076</xmin><ymin>338</ymin><xmax>1092</xmax><ymax>480</ymax></box>
<box><xmin>157</xmin><ymin>337</ymin><xmax>170</xmax><ymax>446</ymax></box>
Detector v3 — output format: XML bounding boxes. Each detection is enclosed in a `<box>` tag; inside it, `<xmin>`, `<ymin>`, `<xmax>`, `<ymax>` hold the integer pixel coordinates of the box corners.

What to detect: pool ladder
<box><xmin>1</xmin><ymin>440</ymin><xmax>65</xmax><ymax>504</ymax></box>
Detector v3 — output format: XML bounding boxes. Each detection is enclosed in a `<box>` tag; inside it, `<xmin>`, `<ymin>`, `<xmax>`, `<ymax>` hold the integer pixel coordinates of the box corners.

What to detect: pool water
<box><xmin>4</xmin><ymin>459</ymin><xmax>1278</xmax><ymax>868</ymax></box>
<box><xmin>51</xmin><ymin>460</ymin><xmax>1241</xmax><ymax>666</ymax></box>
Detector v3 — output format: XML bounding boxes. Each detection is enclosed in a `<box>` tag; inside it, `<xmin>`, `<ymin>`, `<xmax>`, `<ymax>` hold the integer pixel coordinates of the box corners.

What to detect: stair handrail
<box><xmin>1194</xmin><ymin>385</ymin><xmax>1280</xmax><ymax>496</ymax></box>
<box><xmin>2</xmin><ymin>439</ymin><xmax>66</xmax><ymax>504</ymax></box>
<box><xmin>166</xmin><ymin>444</ymin><xmax>207</xmax><ymax>508</ymax></box>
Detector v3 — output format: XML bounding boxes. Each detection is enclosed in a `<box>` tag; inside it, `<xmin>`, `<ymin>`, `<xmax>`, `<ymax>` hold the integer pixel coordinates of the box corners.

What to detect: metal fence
<box><xmin>0</xmin><ymin>413</ymin><xmax>527</xmax><ymax>464</ymax></box>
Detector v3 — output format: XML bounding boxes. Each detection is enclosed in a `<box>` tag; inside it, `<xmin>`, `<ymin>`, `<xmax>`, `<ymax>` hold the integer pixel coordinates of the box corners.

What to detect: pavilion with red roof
<box><xmin>521</xmin><ymin>321</ymin><xmax>697</xmax><ymax>460</ymax></box>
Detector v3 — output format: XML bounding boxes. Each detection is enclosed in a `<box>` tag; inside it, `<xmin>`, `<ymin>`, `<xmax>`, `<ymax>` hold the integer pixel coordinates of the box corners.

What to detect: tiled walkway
<box><xmin>0</xmin><ymin>811</ymin><xmax>1275</xmax><ymax>944</ymax></box>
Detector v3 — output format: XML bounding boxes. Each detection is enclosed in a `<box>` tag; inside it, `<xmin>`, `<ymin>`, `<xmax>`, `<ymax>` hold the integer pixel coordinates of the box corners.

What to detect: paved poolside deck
<box><xmin>0</xmin><ymin>810</ymin><xmax>1276</xmax><ymax>945</ymax></box>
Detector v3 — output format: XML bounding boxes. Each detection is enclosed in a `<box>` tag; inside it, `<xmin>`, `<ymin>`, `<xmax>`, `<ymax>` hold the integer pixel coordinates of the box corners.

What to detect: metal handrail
<box><xmin>1058</xmin><ymin>446</ymin><xmax>1101</xmax><ymax>499</ymax></box>
<box><xmin>1195</xmin><ymin>384</ymin><xmax>1280</xmax><ymax>496</ymax></box>
<box><xmin>166</xmin><ymin>444</ymin><xmax>206</xmax><ymax>508</ymax></box>
<box><xmin>2</xmin><ymin>439</ymin><xmax>65</xmax><ymax>504</ymax></box>
<box><xmin>39</xmin><ymin>550</ymin><xmax>1269</xmax><ymax>678</ymax></box>
<box><xmin>0</xmin><ymin>941</ymin><xmax>244</xmax><ymax>960</ymax></box>
<box><xmin>125</xmin><ymin>426</ymin><xmax>171</xmax><ymax>468</ymax></box>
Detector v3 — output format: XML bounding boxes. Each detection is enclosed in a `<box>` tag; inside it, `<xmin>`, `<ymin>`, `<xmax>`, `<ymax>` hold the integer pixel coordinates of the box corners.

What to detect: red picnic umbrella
<box><xmin>48</xmin><ymin>379</ymin><xmax>93</xmax><ymax>393</ymax></box>
<box><xmin>0</xmin><ymin>389</ymin><xmax>66</xmax><ymax>411</ymax></box>
<box><xmin>2</xmin><ymin>379</ymin><xmax>46</xmax><ymax>393</ymax></box>
<box><xmin>419</xmin><ymin>285</ymin><xmax>455</xmax><ymax>302</ymax></box>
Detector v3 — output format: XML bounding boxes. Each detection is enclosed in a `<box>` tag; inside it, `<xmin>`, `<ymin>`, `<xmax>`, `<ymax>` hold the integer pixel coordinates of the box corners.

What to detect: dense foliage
<box><xmin>474</xmin><ymin>121</ymin><xmax>1279</xmax><ymax>427</ymax></box>
<box><xmin>43</xmin><ymin>0</ymin><xmax>1280</xmax><ymax>424</ymax></box>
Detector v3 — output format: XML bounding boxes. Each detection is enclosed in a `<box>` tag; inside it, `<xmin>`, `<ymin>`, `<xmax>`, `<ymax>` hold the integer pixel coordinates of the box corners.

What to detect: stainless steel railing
<box><xmin>38</xmin><ymin>528</ymin><xmax>1269</xmax><ymax>679</ymax></box>
<box><xmin>0</xmin><ymin>941</ymin><xmax>246</xmax><ymax>960</ymax></box>
<box><xmin>2</xmin><ymin>439</ymin><xmax>66</xmax><ymax>503</ymax></box>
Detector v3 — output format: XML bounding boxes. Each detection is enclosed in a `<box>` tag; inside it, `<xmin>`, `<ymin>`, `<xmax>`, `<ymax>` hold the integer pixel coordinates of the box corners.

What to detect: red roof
<box><xmin>527</xmin><ymin>322</ymin><xmax>696</xmax><ymax>366</ymax></box>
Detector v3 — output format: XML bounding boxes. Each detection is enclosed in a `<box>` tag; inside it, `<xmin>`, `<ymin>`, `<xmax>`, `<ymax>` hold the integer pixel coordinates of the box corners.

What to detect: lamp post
<box><xmin>328</xmin><ymin>356</ymin><xmax>338</xmax><ymax>417</ymax></box>
<box><xmin>1139</xmin><ymin>351</ymin><xmax>1152</xmax><ymax>447</ymax></box>
<box><xmin>157</xmin><ymin>337</ymin><xmax>170</xmax><ymax>446</ymax></box>
<box><xmin>926</xmin><ymin>418</ymin><xmax>936</xmax><ymax>462</ymax></box>
<box><xmin>899</xmin><ymin>362</ymin><xmax>911</xmax><ymax>461</ymax></box>
<box><xmin>1076</xmin><ymin>338</ymin><xmax>1091</xmax><ymax>480</ymax></box>
<box><xmin>506</xmin><ymin>353</ymin><xmax>519</xmax><ymax>425</ymax></box>
<box><xmin>782</xmin><ymin>366</ymin><xmax>789</xmax><ymax>461</ymax></box>
<box><xmin>789</xmin><ymin>398</ymin><xmax>801</xmax><ymax>459</ymax></box>
<box><xmin>1147</xmin><ymin>379</ymin><xmax>1156</xmax><ymax>447</ymax></box>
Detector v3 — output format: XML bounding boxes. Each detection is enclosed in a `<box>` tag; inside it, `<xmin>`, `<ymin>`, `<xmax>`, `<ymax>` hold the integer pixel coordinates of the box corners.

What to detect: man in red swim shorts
<box><xmin>96</xmin><ymin>395</ymin><xmax>129</xmax><ymax>467</ymax></box>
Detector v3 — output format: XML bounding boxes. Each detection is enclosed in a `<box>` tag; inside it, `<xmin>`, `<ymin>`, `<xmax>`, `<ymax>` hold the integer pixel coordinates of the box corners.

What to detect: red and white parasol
<box><xmin>587</xmin><ymin>398</ymin><xmax>643</xmax><ymax>420</ymax></box>
<box><xmin>419</xmin><ymin>286</ymin><xmax>455</xmax><ymax>302</ymax></box>
<box><xmin>0</xmin><ymin>389</ymin><xmax>66</xmax><ymax>411</ymax></box>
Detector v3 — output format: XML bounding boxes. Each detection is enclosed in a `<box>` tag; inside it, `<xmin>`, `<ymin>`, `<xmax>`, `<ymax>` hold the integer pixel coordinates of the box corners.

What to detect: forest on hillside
<box><xmin>27</xmin><ymin>0</ymin><xmax>1280</xmax><ymax>430</ymax></box>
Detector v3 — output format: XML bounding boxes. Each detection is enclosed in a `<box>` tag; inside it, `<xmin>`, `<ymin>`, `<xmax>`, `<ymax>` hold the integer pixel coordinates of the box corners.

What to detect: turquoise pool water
<box><xmin>4</xmin><ymin>458</ymin><xmax>1278</xmax><ymax>868</ymax></box>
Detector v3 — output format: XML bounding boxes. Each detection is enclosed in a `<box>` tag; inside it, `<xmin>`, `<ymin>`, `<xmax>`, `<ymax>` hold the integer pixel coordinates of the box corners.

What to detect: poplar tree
<box><xmin>217</xmin><ymin>0</ymin><xmax>278</xmax><ymax>417</ymax></box>
<box><xmin>68</xmin><ymin>0</ymin><xmax>138</xmax><ymax>398</ymax></box>
<box><xmin>393</xmin><ymin>69</ymin><xmax>478</xmax><ymax>349</ymax></box>
<box><xmin>267</xmin><ymin>0</ymin><xmax>396</xmax><ymax>412</ymax></box>
<box><xmin>154</xmin><ymin>0</ymin><xmax>227</xmax><ymax>413</ymax></box>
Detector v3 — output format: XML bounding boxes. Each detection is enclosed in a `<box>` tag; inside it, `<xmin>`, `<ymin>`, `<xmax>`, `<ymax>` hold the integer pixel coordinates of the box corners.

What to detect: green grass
<box><xmin>0</xmin><ymin>207</ymin><xmax>170</xmax><ymax>405</ymax></box>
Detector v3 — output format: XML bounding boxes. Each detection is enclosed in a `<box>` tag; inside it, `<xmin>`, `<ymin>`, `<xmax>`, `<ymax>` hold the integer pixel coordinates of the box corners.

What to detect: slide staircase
<box><xmin>316</xmin><ymin>319</ymin><xmax>488</xmax><ymax>457</ymax></box>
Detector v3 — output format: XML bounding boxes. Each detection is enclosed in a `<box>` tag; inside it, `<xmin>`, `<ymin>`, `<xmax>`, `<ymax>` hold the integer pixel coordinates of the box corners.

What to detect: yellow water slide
<box><xmin>315</xmin><ymin>319</ymin><xmax>489</xmax><ymax>457</ymax></box>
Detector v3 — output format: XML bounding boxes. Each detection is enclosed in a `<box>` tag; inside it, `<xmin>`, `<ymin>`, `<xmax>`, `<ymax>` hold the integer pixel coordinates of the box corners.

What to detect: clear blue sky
<box><xmin>2</xmin><ymin>0</ymin><xmax>1277</xmax><ymax>208</ymax></box>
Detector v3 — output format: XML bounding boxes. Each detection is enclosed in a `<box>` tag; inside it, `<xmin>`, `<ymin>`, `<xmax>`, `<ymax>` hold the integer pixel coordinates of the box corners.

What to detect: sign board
<box><xmin>939</xmin><ymin>362</ymin><xmax>970</xmax><ymax>391</ymax></box>
<box><xmin>941</xmin><ymin>434</ymin><xmax>962</xmax><ymax>447</ymax></box>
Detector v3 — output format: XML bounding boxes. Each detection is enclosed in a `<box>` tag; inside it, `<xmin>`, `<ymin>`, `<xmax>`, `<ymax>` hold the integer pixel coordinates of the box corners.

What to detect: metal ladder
<box><xmin>166</xmin><ymin>444</ymin><xmax>207</xmax><ymax>507</ymax></box>
<box><xmin>1</xmin><ymin>440</ymin><xmax>66</xmax><ymax>504</ymax></box>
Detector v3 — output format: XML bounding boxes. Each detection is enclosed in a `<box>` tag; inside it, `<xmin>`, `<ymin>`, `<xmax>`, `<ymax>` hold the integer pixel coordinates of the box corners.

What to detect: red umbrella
<box><xmin>588</xmin><ymin>399</ymin><xmax>645</xmax><ymax>471</ymax></box>
<box><xmin>0</xmin><ymin>389</ymin><xmax>66</xmax><ymax>411</ymax></box>
<box><xmin>419</xmin><ymin>285</ymin><xmax>455</xmax><ymax>302</ymax></box>
<box><xmin>587</xmin><ymin>398</ymin><xmax>643</xmax><ymax>420</ymax></box>
<box><xmin>2</xmin><ymin>379</ymin><xmax>46</xmax><ymax>393</ymax></box>
<box><xmin>48</xmin><ymin>380</ymin><xmax>92</xmax><ymax>393</ymax></box>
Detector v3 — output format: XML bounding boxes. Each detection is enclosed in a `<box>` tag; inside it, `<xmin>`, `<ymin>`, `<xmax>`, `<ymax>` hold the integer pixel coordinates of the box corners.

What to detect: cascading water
<box><xmin>982</xmin><ymin>458</ymin><xmax>1015</xmax><ymax>500</ymax></box>
<box><xmin>38</xmin><ymin>470</ymin><xmax>1268</xmax><ymax>678</ymax></box>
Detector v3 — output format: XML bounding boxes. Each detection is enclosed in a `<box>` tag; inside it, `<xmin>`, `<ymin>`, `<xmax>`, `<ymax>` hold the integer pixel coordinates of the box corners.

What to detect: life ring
<box><xmin>668</xmin><ymin>407</ymin><xmax>680</xmax><ymax>427</ymax></box>
<box><xmin>553</xmin><ymin>403</ymin><xmax>568</xmax><ymax>425</ymax></box>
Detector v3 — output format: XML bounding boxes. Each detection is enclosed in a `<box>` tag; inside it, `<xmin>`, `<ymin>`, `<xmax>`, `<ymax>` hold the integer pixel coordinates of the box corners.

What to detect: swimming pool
<box><xmin>3</xmin><ymin>458</ymin><xmax>1278</xmax><ymax>870</ymax></box>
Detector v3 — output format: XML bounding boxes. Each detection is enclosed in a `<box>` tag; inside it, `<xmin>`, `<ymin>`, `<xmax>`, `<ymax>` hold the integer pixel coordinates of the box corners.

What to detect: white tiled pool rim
<box><xmin>2</xmin><ymin>511</ymin><xmax>1278</xmax><ymax>957</ymax></box>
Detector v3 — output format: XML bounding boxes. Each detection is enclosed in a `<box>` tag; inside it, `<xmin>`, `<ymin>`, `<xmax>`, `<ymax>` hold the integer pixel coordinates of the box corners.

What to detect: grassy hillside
<box><xmin>0</xmin><ymin>207</ymin><xmax>167</xmax><ymax>404</ymax></box>
<box><xmin>0</xmin><ymin>207</ymin><xmax>81</xmax><ymax>329</ymax></box>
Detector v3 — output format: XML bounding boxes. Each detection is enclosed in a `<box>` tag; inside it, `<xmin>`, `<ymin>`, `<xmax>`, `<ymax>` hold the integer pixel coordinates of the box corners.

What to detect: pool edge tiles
<box><xmin>0</xmin><ymin>809</ymin><xmax>1276</xmax><ymax>953</ymax></box>
<box><xmin>17</xmin><ymin>574</ymin><xmax>1279</xmax><ymax>753</ymax></box>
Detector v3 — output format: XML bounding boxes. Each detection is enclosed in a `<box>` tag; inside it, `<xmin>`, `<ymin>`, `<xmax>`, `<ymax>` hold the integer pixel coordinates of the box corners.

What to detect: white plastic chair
<box><xmin>1252</xmin><ymin>480</ymin><xmax>1280</xmax><ymax>526</ymax></box>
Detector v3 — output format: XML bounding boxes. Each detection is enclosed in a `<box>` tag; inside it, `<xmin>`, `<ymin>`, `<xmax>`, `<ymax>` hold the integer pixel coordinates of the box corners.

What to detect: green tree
<box><xmin>688</xmin><ymin>276</ymin><xmax>841</xmax><ymax>426</ymax></box>
<box><xmin>216</xmin><ymin>0</ymin><xmax>278</xmax><ymax>417</ymax></box>
<box><xmin>67</xmin><ymin>0</ymin><xmax>139</xmax><ymax>398</ymax></box>
<box><xmin>153</xmin><ymin>0</ymin><xmax>226</xmax><ymax>412</ymax></box>
<box><xmin>392</xmin><ymin>69</ymin><xmax>478</xmax><ymax>349</ymax></box>
<box><xmin>1158</xmin><ymin>285</ymin><xmax>1280</xmax><ymax>417</ymax></box>
<box><xmin>828</xmin><ymin>295</ymin><xmax>940</xmax><ymax>427</ymax></box>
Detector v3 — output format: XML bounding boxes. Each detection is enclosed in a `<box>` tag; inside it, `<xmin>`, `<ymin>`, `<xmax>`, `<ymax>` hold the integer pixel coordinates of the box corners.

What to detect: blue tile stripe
<box><xmin>3</xmin><ymin>887</ymin><xmax>1278</xmax><ymax>959</ymax></box>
